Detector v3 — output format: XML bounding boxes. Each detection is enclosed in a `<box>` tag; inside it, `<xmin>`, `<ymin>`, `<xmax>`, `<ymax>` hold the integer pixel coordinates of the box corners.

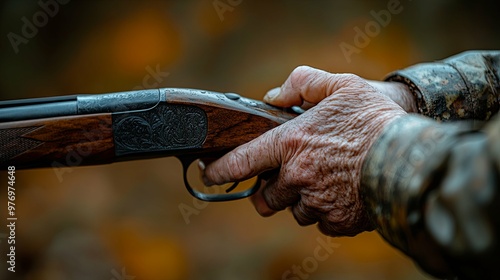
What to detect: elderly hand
<box><xmin>203</xmin><ymin>66</ymin><xmax>410</xmax><ymax>236</ymax></box>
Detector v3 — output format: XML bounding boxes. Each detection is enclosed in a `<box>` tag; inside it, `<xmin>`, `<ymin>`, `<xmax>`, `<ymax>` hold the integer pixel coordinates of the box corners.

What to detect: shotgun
<box><xmin>0</xmin><ymin>88</ymin><xmax>302</xmax><ymax>201</ymax></box>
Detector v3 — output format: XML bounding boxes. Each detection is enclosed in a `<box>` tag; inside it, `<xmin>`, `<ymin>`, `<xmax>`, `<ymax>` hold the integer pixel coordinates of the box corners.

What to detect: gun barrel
<box><xmin>0</xmin><ymin>100</ymin><xmax>77</xmax><ymax>122</ymax></box>
<box><xmin>0</xmin><ymin>89</ymin><xmax>161</xmax><ymax>122</ymax></box>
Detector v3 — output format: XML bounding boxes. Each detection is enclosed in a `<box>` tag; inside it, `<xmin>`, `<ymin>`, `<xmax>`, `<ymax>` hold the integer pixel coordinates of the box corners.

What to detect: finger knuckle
<box><xmin>288</xmin><ymin>65</ymin><xmax>314</xmax><ymax>90</ymax></box>
<box><xmin>281</xmin><ymin>123</ymin><xmax>307</xmax><ymax>148</ymax></box>
<box><xmin>341</xmin><ymin>73</ymin><xmax>361</xmax><ymax>82</ymax></box>
<box><xmin>317</xmin><ymin>221</ymin><xmax>338</xmax><ymax>236</ymax></box>
<box><xmin>337</xmin><ymin>73</ymin><xmax>366</xmax><ymax>88</ymax></box>
<box><xmin>291</xmin><ymin>65</ymin><xmax>313</xmax><ymax>77</ymax></box>
<box><xmin>293</xmin><ymin>202</ymin><xmax>318</xmax><ymax>226</ymax></box>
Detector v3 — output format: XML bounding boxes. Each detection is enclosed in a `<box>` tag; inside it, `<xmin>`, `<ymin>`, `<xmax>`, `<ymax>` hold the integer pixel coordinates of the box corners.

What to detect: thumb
<box><xmin>263</xmin><ymin>66</ymin><xmax>359</xmax><ymax>107</ymax></box>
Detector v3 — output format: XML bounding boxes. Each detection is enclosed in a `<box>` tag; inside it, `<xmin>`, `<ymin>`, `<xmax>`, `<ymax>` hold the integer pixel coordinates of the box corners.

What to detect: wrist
<box><xmin>389</xmin><ymin>82</ymin><xmax>417</xmax><ymax>113</ymax></box>
<box><xmin>367</xmin><ymin>80</ymin><xmax>417</xmax><ymax>113</ymax></box>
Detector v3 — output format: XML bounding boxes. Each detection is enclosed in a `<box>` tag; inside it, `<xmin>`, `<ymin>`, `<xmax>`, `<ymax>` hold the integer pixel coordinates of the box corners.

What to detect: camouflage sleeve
<box><xmin>361</xmin><ymin>114</ymin><xmax>500</xmax><ymax>279</ymax></box>
<box><xmin>361</xmin><ymin>51</ymin><xmax>500</xmax><ymax>279</ymax></box>
<box><xmin>385</xmin><ymin>50</ymin><xmax>500</xmax><ymax>121</ymax></box>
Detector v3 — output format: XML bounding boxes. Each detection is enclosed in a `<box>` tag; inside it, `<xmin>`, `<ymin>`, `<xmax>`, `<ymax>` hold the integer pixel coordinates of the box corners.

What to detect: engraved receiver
<box><xmin>0</xmin><ymin>88</ymin><xmax>302</xmax><ymax>201</ymax></box>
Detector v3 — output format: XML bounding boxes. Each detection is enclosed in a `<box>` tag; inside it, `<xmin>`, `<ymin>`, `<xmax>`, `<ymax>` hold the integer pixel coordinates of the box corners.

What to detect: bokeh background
<box><xmin>1</xmin><ymin>0</ymin><xmax>499</xmax><ymax>279</ymax></box>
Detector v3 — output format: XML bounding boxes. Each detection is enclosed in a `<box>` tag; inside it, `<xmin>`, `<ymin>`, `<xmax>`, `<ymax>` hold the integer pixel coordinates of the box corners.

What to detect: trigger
<box><xmin>225</xmin><ymin>182</ymin><xmax>239</xmax><ymax>193</ymax></box>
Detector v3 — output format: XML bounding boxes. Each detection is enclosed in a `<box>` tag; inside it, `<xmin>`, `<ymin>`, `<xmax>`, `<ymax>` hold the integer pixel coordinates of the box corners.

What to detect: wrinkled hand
<box><xmin>203</xmin><ymin>66</ymin><xmax>408</xmax><ymax>236</ymax></box>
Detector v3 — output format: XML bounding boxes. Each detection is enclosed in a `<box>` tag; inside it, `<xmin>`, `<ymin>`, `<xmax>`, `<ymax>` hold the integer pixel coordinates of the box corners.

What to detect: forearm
<box><xmin>385</xmin><ymin>50</ymin><xmax>500</xmax><ymax>121</ymax></box>
<box><xmin>359</xmin><ymin>51</ymin><xmax>500</xmax><ymax>279</ymax></box>
<box><xmin>361</xmin><ymin>114</ymin><xmax>500</xmax><ymax>279</ymax></box>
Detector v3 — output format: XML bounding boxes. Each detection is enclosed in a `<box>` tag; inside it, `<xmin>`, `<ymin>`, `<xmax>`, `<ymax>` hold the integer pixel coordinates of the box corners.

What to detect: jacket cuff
<box><xmin>385</xmin><ymin>51</ymin><xmax>500</xmax><ymax>121</ymax></box>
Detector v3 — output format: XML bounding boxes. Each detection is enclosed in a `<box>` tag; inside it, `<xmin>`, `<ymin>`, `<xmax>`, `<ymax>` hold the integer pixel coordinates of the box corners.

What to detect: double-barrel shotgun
<box><xmin>0</xmin><ymin>88</ymin><xmax>302</xmax><ymax>201</ymax></box>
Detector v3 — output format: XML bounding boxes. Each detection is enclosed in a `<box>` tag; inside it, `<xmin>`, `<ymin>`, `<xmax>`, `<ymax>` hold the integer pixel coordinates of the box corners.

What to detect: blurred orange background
<box><xmin>0</xmin><ymin>0</ymin><xmax>499</xmax><ymax>279</ymax></box>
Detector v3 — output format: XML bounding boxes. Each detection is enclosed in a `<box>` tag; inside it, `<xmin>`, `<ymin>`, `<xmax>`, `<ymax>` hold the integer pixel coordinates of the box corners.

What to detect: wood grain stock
<box><xmin>197</xmin><ymin>104</ymin><xmax>280</xmax><ymax>150</ymax></box>
<box><xmin>0</xmin><ymin>114</ymin><xmax>114</xmax><ymax>169</ymax></box>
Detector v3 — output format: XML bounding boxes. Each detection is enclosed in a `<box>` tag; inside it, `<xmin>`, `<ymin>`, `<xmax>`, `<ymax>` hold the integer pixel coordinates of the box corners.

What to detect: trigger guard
<box><xmin>176</xmin><ymin>156</ymin><xmax>261</xmax><ymax>202</ymax></box>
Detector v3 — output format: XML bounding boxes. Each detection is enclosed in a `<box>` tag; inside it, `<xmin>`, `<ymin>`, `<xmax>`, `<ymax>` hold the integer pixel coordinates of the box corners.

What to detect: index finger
<box><xmin>203</xmin><ymin>128</ymin><xmax>282</xmax><ymax>186</ymax></box>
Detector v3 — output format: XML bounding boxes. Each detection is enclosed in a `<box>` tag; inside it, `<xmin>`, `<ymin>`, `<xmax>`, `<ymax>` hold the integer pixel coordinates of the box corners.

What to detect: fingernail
<box><xmin>198</xmin><ymin>161</ymin><xmax>213</xmax><ymax>186</ymax></box>
<box><xmin>198</xmin><ymin>160</ymin><xmax>205</xmax><ymax>171</ymax></box>
<box><xmin>264</xmin><ymin>87</ymin><xmax>281</xmax><ymax>102</ymax></box>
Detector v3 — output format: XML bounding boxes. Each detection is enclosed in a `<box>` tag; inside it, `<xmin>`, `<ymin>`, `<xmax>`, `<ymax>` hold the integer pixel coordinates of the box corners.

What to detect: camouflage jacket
<box><xmin>361</xmin><ymin>51</ymin><xmax>500</xmax><ymax>279</ymax></box>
